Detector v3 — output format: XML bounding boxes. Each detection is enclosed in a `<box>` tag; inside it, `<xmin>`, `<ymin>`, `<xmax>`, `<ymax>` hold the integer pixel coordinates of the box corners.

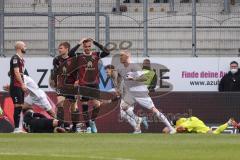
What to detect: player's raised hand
<box><xmin>87</xmin><ymin>38</ymin><xmax>94</xmax><ymax>42</ymax></box>
<box><xmin>79</xmin><ymin>38</ymin><xmax>88</xmax><ymax>45</ymax></box>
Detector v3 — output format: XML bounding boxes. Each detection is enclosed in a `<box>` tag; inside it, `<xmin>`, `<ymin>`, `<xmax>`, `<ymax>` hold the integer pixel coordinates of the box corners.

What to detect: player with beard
<box><xmin>76</xmin><ymin>38</ymin><xmax>110</xmax><ymax>133</ymax></box>
<box><xmin>9</xmin><ymin>41</ymin><xmax>27</xmax><ymax>133</ymax></box>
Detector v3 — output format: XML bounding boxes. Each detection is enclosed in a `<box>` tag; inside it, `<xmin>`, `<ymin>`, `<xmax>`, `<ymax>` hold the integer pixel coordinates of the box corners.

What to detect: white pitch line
<box><xmin>0</xmin><ymin>152</ymin><xmax>135</xmax><ymax>160</ymax></box>
<box><xmin>89</xmin><ymin>156</ymin><xmax>135</xmax><ymax>160</ymax></box>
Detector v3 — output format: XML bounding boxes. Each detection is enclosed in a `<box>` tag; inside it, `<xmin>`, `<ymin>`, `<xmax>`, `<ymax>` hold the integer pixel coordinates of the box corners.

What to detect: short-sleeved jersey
<box><xmin>10</xmin><ymin>54</ymin><xmax>25</xmax><ymax>87</ymax></box>
<box><xmin>177</xmin><ymin>116</ymin><xmax>210</xmax><ymax>133</ymax></box>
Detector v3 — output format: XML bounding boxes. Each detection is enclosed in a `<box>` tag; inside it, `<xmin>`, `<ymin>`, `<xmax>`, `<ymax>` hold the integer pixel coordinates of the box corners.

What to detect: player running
<box><xmin>109</xmin><ymin>50</ymin><xmax>176</xmax><ymax>134</ymax></box>
<box><xmin>162</xmin><ymin>116</ymin><xmax>237</xmax><ymax>134</ymax></box>
<box><xmin>105</xmin><ymin>64</ymin><xmax>148</xmax><ymax>133</ymax></box>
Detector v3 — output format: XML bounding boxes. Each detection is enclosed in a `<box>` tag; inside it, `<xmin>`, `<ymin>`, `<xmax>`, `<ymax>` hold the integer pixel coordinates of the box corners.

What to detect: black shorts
<box><xmin>65</xmin><ymin>95</ymin><xmax>76</xmax><ymax>102</ymax></box>
<box><xmin>80</xmin><ymin>84</ymin><xmax>100</xmax><ymax>102</ymax></box>
<box><xmin>26</xmin><ymin>118</ymin><xmax>54</xmax><ymax>133</ymax></box>
<box><xmin>57</xmin><ymin>93</ymin><xmax>77</xmax><ymax>102</ymax></box>
<box><xmin>9</xmin><ymin>85</ymin><xmax>24</xmax><ymax>104</ymax></box>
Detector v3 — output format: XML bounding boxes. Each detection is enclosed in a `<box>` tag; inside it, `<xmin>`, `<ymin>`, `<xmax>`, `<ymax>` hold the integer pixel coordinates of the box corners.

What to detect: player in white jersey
<box><xmin>111</xmin><ymin>50</ymin><xmax>176</xmax><ymax>134</ymax></box>
<box><xmin>105</xmin><ymin>64</ymin><xmax>148</xmax><ymax>133</ymax></box>
<box><xmin>3</xmin><ymin>75</ymin><xmax>56</xmax><ymax>118</ymax></box>
<box><xmin>23</xmin><ymin>75</ymin><xmax>56</xmax><ymax>118</ymax></box>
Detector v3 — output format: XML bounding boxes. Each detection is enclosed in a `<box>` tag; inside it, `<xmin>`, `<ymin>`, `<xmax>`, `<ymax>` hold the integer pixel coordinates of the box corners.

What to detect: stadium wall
<box><xmin>1</xmin><ymin>91</ymin><xmax>240</xmax><ymax>133</ymax></box>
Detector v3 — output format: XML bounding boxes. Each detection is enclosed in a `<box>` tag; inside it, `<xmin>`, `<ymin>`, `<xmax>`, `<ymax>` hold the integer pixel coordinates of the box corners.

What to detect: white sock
<box><xmin>18</xmin><ymin>112</ymin><xmax>23</xmax><ymax>130</ymax></box>
<box><xmin>155</xmin><ymin>111</ymin><xmax>174</xmax><ymax>131</ymax></box>
<box><xmin>120</xmin><ymin>109</ymin><xmax>137</xmax><ymax>128</ymax></box>
<box><xmin>124</xmin><ymin>107</ymin><xmax>140</xmax><ymax>124</ymax></box>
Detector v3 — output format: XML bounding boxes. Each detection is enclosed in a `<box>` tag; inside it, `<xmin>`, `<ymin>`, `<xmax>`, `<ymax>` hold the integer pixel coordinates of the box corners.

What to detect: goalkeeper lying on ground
<box><xmin>162</xmin><ymin>116</ymin><xmax>237</xmax><ymax>134</ymax></box>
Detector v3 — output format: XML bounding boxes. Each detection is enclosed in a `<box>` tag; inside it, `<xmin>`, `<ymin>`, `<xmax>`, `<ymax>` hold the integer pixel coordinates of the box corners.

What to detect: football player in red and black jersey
<box><xmin>9</xmin><ymin>41</ymin><xmax>27</xmax><ymax>133</ymax></box>
<box><xmin>51</xmin><ymin>41</ymin><xmax>81</xmax><ymax>132</ymax></box>
<box><xmin>76</xmin><ymin>38</ymin><xmax>110</xmax><ymax>133</ymax></box>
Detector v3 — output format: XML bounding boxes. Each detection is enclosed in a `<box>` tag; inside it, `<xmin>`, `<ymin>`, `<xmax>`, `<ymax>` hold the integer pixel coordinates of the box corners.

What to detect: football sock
<box><xmin>14</xmin><ymin>107</ymin><xmax>22</xmax><ymax>128</ymax></box>
<box><xmin>71</xmin><ymin>109</ymin><xmax>80</xmax><ymax>129</ymax></box>
<box><xmin>91</xmin><ymin>106</ymin><xmax>100</xmax><ymax>121</ymax></box>
<box><xmin>124</xmin><ymin>107</ymin><xmax>140</xmax><ymax>124</ymax></box>
<box><xmin>213</xmin><ymin>123</ymin><xmax>228</xmax><ymax>134</ymax></box>
<box><xmin>155</xmin><ymin>111</ymin><xmax>175</xmax><ymax>131</ymax></box>
<box><xmin>82</xmin><ymin>104</ymin><xmax>90</xmax><ymax>127</ymax></box>
<box><xmin>57</xmin><ymin>106</ymin><xmax>64</xmax><ymax>121</ymax></box>
<box><xmin>18</xmin><ymin>112</ymin><xmax>23</xmax><ymax>130</ymax></box>
<box><xmin>120</xmin><ymin>109</ymin><xmax>137</xmax><ymax>128</ymax></box>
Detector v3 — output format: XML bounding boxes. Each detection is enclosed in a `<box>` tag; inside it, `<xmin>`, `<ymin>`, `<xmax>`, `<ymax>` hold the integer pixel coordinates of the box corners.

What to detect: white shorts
<box><xmin>135</xmin><ymin>97</ymin><xmax>154</xmax><ymax>109</ymax></box>
<box><xmin>121</xmin><ymin>94</ymin><xmax>154</xmax><ymax>110</ymax></box>
<box><xmin>24</xmin><ymin>95</ymin><xmax>52</xmax><ymax>111</ymax></box>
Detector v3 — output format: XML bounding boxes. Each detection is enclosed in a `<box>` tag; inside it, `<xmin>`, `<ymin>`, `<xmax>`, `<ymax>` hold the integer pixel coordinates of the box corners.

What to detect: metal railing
<box><xmin>0</xmin><ymin>0</ymin><xmax>239</xmax><ymax>57</ymax></box>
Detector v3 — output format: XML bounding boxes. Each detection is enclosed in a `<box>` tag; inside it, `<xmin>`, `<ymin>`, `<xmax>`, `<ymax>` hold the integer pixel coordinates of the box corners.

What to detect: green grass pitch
<box><xmin>0</xmin><ymin>133</ymin><xmax>240</xmax><ymax>160</ymax></box>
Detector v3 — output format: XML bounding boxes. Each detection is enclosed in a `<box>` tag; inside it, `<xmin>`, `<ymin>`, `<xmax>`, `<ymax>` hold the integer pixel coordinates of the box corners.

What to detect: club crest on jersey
<box><xmin>87</xmin><ymin>61</ymin><xmax>93</xmax><ymax>68</ymax></box>
<box><xmin>13</xmin><ymin>58</ymin><xmax>18</xmax><ymax>64</ymax></box>
<box><xmin>67</xmin><ymin>59</ymin><xmax>71</xmax><ymax>66</ymax></box>
<box><xmin>86</xmin><ymin>61</ymin><xmax>95</xmax><ymax>71</ymax></box>
<box><xmin>62</xmin><ymin>66</ymin><xmax>67</xmax><ymax>75</ymax></box>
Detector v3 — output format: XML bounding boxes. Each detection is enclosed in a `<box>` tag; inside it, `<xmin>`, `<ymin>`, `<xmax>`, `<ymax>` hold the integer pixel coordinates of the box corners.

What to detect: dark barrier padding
<box><xmin>1</xmin><ymin>92</ymin><xmax>240</xmax><ymax>133</ymax></box>
<box><xmin>0</xmin><ymin>118</ymin><xmax>14</xmax><ymax>133</ymax></box>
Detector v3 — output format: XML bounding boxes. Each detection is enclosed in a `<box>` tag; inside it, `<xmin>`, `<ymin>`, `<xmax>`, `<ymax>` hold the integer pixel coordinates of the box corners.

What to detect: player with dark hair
<box><xmin>75</xmin><ymin>38</ymin><xmax>110</xmax><ymax>133</ymax></box>
<box><xmin>162</xmin><ymin>116</ymin><xmax>237</xmax><ymax>134</ymax></box>
<box><xmin>9</xmin><ymin>41</ymin><xmax>27</xmax><ymax>133</ymax></box>
<box><xmin>218</xmin><ymin>61</ymin><xmax>240</xmax><ymax>92</ymax></box>
<box><xmin>51</xmin><ymin>40</ymin><xmax>84</xmax><ymax>132</ymax></box>
<box><xmin>142</xmin><ymin>59</ymin><xmax>157</xmax><ymax>92</ymax></box>
<box><xmin>22</xmin><ymin>108</ymin><xmax>70</xmax><ymax>133</ymax></box>
<box><xmin>104</xmin><ymin>64</ymin><xmax>118</xmax><ymax>90</ymax></box>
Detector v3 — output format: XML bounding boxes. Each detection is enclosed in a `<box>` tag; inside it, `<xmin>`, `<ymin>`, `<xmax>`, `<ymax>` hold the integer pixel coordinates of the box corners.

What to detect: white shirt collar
<box><xmin>83</xmin><ymin>51</ymin><xmax>93</xmax><ymax>56</ymax></box>
<box><xmin>16</xmin><ymin>53</ymin><xmax>23</xmax><ymax>60</ymax></box>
